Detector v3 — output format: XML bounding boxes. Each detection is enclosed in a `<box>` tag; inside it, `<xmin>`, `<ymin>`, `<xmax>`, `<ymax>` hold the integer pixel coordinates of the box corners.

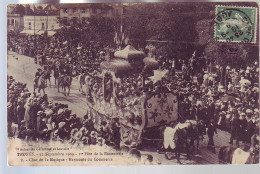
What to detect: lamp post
<box><xmin>45</xmin><ymin>10</ymin><xmax>49</xmax><ymax>38</ymax></box>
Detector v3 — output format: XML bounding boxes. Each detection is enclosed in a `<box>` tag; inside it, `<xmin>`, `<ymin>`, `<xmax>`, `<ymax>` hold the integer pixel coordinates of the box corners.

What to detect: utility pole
<box><xmin>34</xmin><ymin>6</ymin><xmax>36</xmax><ymax>59</ymax></box>
<box><xmin>46</xmin><ymin>10</ymin><xmax>48</xmax><ymax>38</ymax></box>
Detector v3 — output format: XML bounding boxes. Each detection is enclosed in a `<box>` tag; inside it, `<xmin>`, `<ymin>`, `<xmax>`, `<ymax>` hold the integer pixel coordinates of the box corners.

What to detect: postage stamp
<box><xmin>214</xmin><ymin>6</ymin><xmax>258</xmax><ymax>43</ymax></box>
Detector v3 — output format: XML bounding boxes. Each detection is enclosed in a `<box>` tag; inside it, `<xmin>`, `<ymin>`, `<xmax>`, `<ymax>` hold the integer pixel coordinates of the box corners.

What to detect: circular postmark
<box><xmin>215</xmin><ymin>8</ymin><xmax>254</xmax><ymax>43</ymax></box>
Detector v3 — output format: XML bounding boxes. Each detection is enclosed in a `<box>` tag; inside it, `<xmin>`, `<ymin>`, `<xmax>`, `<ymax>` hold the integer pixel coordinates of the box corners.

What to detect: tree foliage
<box><xmin>57</xmin><ymin>16</ymin><xmax>116</xmax><ymax>47</ymax></box>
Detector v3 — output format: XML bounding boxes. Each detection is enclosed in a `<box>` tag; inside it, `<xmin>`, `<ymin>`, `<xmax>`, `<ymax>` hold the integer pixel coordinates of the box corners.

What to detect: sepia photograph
<box><xmin>6</xmin><ymin>2</ymin><xmax>259</xmax><ymax>166</ymax></box>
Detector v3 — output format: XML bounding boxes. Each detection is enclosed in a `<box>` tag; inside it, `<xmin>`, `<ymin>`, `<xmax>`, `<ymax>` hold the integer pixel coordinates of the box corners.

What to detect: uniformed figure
<box><xmin>245</xmin><ymin>116</ymin><xmax>256</xmax><ymax>143</ymax></box>
<box><xmin>207</xmin><ymin>119</ymin><xmax>217</xmax><ymax>153</ymax></box>
<box><xmin>239</xmin><ymin>114</ymin><xmax>248</xmax><ymax>143</ymax></box>
<box><xmin>229</xmin><ymin>114</ymin><xmax>240</xmax><ymax>145</ymax></box>
<box><xmin>34</xmin><ymin>68</ymin><xmax>42</xmax><ymax>86</ymax></box>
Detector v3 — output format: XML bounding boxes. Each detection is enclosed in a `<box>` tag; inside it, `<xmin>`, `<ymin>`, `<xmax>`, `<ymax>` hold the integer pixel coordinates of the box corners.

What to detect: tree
<box><xmin>13</xmin><ymin>4</ymin><xmax>25</xmax><ymax>16</ymax></box>
<box><xmin>195</xmin><ymin>18</ymin><xmax>252</xmax><ymax>69</ymax></box>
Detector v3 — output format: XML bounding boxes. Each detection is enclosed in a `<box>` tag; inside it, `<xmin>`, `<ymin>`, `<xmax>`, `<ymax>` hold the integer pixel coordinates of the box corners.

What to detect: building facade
<box><xmin>8</xmin><ymin>4</ymin><xmax>119</xmax><ymax>35</ymax></box>
<box><xmin>59</xmin><ymin>4</ymin><xmax>115</xmax><ymax>24</ymax></box>
<box><xmin>23</xmin><ymin>15</ymin><xmax>60</xmax><ymax>35</ymax></box>
<box><xmin>7</xmin><ymin>4</ymin><xmax>24</xmax><ymax>33</ymax></box>
<box><xmin>7</xmin><ymin>14</ymin><xmax>24</xmax><ymax>33</ymax></box>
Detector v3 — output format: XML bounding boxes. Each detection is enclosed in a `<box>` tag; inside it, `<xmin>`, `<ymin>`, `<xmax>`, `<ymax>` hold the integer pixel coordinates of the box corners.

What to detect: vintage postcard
<box><xmin>7</xmin><ymin>2</ymin><xmax>259</xmax><ymax>166</ymax></box>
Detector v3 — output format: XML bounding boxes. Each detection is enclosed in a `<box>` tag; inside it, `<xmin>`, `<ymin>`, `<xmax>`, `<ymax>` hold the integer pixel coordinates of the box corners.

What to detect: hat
<box><xmin>37</xmin><ymin>111</ymin><xmax>44</xmax><ymax>115</ymax></box>
<box><xmin>57</xmin><ymin>109</ymin><xmax>64</xmax><ymax>115</ymax></box>
<box><xmin>45</xmin><ymin>110</ymin><xmax>53</xmax><ymax>116</ymax></box>
<box><xmin>246</xmin><ymin>109</ymin><xmax>253</xmax><ymax>114</ymax></box>
<box><xmin>70</xmin><ymin>114</ymin><xmax>76</xmax><ymax>119</ymax></box>
<box><xmin>90</xmin><ymin>131</ymin><xmax>96</xmax><ymax>137</ymax></box>
<box><xmin>7</xmin><ymin>102</ymin><xmax>12</xmax><ymax>108</ymax></box>
<box><xmin>58</xmin><ymin>122</ymin><xmax>66</xmax><ymax>128</ymax></box>
<box><xmin>240</xmin><ymin>113</ymin><xmax>246</xmax><ymax>116</ymax></box>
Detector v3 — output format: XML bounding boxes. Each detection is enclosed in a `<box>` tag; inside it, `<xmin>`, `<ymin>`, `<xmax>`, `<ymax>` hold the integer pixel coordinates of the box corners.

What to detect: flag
<box><xmin>32</xmin><ymin>4</ymin><xmax>37</xmax><ymax>14</ymax></box>
<box><xmin>191</xmin><ymin>50</ymin><xmax>196</xmax><ymax>59</ymax></box>
<box><xmin>120</xmin><ymin>23</ymin><xmax>123</xmax><ymax>33</ymax></box>
<box><xmin>124</xmin><ymin>34</ymin><xmax>129</xmax><ymax>45</ymax></box>
<box><xmin>121</xmin><ymin>32</ymin><xmax>125</xmax><ymax>45</ymax></box>
<box><xmin>114</xmin><ymin>32</ymin><xmax>118</xmax><ymax>43</ymax></box>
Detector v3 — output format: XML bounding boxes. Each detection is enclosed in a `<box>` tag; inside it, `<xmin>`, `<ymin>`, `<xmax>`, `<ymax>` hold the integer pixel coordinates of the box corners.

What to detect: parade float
<box><xmin>85</xmin><ymin>45</ymin><xmax>178</xmax><ymax>147</ymax></box>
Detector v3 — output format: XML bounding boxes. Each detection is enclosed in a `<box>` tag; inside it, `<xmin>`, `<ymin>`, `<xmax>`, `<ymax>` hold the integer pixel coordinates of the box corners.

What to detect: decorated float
<box><xmin>85</xmin><ymin>45</ymin><xmax>179</xmax><ymax>147</ymax></box>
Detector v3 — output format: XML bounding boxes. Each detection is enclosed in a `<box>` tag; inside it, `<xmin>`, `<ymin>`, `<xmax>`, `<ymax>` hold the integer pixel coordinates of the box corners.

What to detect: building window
<box><xmin>11</xmin><ymin>19</ymin><xmax>14</xmax><ymax>25</ymax></box>
<box><xmin>72</xmin><ymin>17</ymin><xmax>78</xmax><ymax>23</ymax></box>
<box><xmin>93</xmin><ymin>8</ymin><xmax>96</xmax><ymax>13</ymax></box>
<box><xmin>116</xmin><ymin>9</ymin><xmax>120</xmax><ymax>15</ymax></box>
<box><xmin>73</xmin><ymin>8</ymin><xmax>77</xmax><ymax>13</ymax></box>
<box><xmin>7</xmin><ymin>19</ymin><xmax>10</xmax><ymax>25</ymax></box>
<box><xmin>42</xmin><ymin>22</ymin><xmax>45</xmax><ymax>30</ymax></box>
<box><xmin>81</xmin><ymin>17</ymin><xmax>86</xmax><ymax>23</ymax></box>
<box><xmin>63</xmin><ymin>17</ymin><xmax>68</xmax><ymax>25</ymax></box>
<box><xmin>81</xmin><ymin>8</ymin><xmax>86</xmax><ymax>13</ymax></box>
<box><xmin>63</xmin><ymin>8</ymin><xmax>68</xmax><ymax>13</ymax></box>
<box><xmin>28</xmin><ymin>22</ymin><xmax>31</xmax><ymax>30</ymax></box>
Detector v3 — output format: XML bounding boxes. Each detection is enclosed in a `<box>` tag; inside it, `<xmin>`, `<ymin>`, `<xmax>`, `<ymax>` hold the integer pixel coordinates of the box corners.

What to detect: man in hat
<box><xmin>34</xmin><ymin>68</ymin><xmax>43</xmax><ymax>86</ymax></box>
<box><xmin>36</xmin><ymin>111</ymin><xmax>44</xmax><ymax>132</ymax></box>
<box><xmin>229</xmin><ymin>112</ymin><xmax>240</xmax><ymax>145</ymax></box>
<box><xmin>99</xmin><ymin>121</ymin><xmax>109</xmax><ymax>142</ymax></box>
<box><xmin>245</xmin><ymin>114</ymin><xmax>257</xmax><ymax>144</ymax></box>
<box><xmin>37</xmin><ymin>112</ymin><xmax>49</xmax><ymax>141</ymax></box>
<box><xmin>206</xmin><ymin>119</ymin><xmax>217</xmax><ymax>153</ymax></box>
<box><xmin>239</xmin><ymin>113</ymin><xmax>248</xmax><ymax>143</ymax></box>
<box><xmin>110</xmin><ymin>118</ymin><xmax>121</xmax><ymax>148</ymax></box>
<box><xmin>17</xmin><ymin>120</ymin><xmax>27</xmax><ymax>139</ymax></box>
<box><xmin>54</xmin><ymin>68</ymin><xmax>59</xmax><ymax>85</ymax></box>
<box><xmin>17</xmin><ymin>99</ymin><xmax>25</xmax><ymax>130</ymax></box>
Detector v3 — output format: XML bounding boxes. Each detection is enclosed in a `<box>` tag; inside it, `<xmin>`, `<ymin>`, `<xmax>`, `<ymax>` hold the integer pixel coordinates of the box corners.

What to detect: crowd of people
<box><xmin>7</xmin><ymin>75</ymin><xmax>122</xmax><ymax>148</ymax></box>
<box><xmin>8</xmin><ymin>28</ymin><xmax>107</xmax><ymax>77</ymax></box>
<box><xmin>7</xmin><ymin>76</ymin><xmax>157</xmax><ymax>164</ymax></box>
<box><xmin>7</xmin><ymin>25</ymin><xmax>259</xmax><ymax>157</ymax></box>
<box><xmin>157</xmin><ymin>59</ymin><xmax>259</xmax><ymax>150</ymax></box>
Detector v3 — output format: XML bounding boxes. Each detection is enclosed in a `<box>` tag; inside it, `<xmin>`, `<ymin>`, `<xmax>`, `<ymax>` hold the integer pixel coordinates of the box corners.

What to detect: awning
<box><xmin>47</xmin><ymin>31</ymin><xmax>56</xmax><ymax>36</ymax></box>
<box><xmin>143</xmin><ymin>57</ymin><xmax>159</xmax><ymax>70</ymax></box>
<box><xmin>36</xmin><ymin>30</ymin><xmax>45</xmax><ymax>35</ymax></box>
<box><xmin>100</xmin><ymin>59</ymin><xmax>133</xmax><ymax>74</ymax></box>
<box><xmin>20</xmin><ymin>30</ymin><xmax>35</xmax><ymax>35</ymax></box>
<box><xmin>114</xmin><ymin>45</ymin><xmax>145</xmax><ymax>61</ymax></box>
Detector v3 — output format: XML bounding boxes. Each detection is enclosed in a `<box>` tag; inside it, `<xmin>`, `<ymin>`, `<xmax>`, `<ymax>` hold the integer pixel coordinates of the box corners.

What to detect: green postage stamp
<box><xmin>215</xmin><ymin>6</ymin><xmax>258</xmax><ymax>43</ymax></box>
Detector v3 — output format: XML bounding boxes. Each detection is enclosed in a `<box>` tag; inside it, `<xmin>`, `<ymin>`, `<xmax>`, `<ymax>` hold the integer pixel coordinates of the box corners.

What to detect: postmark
<box><xmin>215</xmin><ymin>6</ymin><xmax>258</xmax><ymax>43</ymax></box>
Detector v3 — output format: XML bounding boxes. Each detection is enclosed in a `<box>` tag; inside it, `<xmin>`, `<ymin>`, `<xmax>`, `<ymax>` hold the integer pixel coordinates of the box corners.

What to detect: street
<box><xmin>8</xmin><ymin>51</ymin><xmax>88</xmax><ymax>118</ymax></box>
<box><xmin>7</xmin><ymin>51</ymin><xmax>234</xmax><ymax>165</ymax></box>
